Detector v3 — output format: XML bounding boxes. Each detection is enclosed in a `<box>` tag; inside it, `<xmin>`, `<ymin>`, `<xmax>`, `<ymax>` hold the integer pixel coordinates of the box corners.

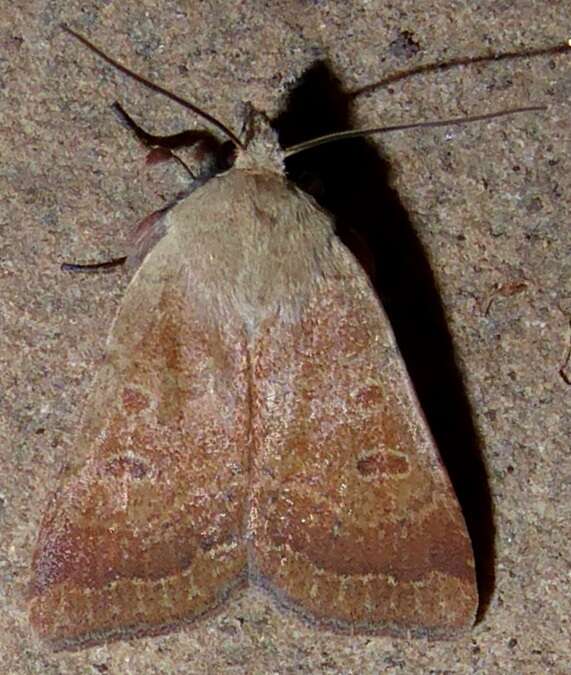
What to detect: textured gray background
<box><xmin>1</xmin><ymin>1</ymin><xmax>569</xmax><ymax>673</ymax></box>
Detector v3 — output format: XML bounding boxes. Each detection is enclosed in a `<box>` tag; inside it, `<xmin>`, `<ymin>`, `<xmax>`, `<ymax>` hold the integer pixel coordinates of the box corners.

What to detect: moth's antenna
<box><xmin>61</xmin><ymin>24</ymin><xmax>243</xmax><ymax>148</ymax></box>
<box><xmin>349</xmin><ymin>43</ymin><xmax>570</xmax><ymax>99</ymax></box>
<box><xmin>283</xmin><ymin>106</ymin><xmax>546</xmax><ymax>157</ymax></box>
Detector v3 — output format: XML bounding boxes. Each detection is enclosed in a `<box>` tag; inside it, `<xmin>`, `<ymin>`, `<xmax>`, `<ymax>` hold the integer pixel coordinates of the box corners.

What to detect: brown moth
<box><xmin>28</xmin><ymin>26</ymin><xmax>489</xmax><ymax>650</ymax></box>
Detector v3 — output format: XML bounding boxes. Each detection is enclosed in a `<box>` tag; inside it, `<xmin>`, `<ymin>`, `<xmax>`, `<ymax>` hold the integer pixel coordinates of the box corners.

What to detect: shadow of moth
<box><xmin>31</xmin><ymin>24</ymin><xmax>542</xmax><ymax>650</ymax></box>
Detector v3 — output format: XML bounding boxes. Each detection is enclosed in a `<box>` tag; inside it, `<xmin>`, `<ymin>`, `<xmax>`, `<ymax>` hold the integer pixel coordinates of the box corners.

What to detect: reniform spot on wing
<box><xmin>355</xmin><ymin>447</ymin><xmax>412</xmax><ymax>481</ymax></box>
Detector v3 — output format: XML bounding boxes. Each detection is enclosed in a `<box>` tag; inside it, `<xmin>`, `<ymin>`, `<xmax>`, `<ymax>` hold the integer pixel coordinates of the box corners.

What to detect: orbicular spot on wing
<box><xmin>121</xmin><ymin>386</ymin><xmax>151</xmax><ymax>415</ymax></box>
<box><xmin>93</xmin><ymin>408</ymin><xmax>182</xmax><ymax>474</ymax></box>
<box><xmin>351</xmin><ymin>383</ymin><xmax>385</xmax><ymax>408</ymax></box>
<box><xmin>101</xmin><ymin>454</ymin><xmax>153</xmax><ymax>480</ymax></box>
<box><xmin>355</xmin><ymin>447</ymin><xmax>411</xmax><ymax>481</ymax></box>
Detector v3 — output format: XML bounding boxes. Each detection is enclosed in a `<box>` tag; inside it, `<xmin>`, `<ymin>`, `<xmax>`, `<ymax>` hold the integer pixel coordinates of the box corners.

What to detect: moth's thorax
<box><xmin>131</xmin><ymin>165</ymin><xmax>335</xmax><ymax>334</ymax></box>
<box><xmin>233</xmin><ymin>107</ymin><xmax>285</xmax><ymax>175</ymax></box>
<box><xmin>123</xmin><ymin>110</ymin><xmax>330</xmax><ymax>333</ymax></box>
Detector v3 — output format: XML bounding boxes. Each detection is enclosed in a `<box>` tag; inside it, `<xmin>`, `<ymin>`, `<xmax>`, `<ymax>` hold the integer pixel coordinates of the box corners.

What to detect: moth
<box><xmin>32</xmin><ymin>25</ymin><xmax>549</xmax><ymax>650</ymax></box>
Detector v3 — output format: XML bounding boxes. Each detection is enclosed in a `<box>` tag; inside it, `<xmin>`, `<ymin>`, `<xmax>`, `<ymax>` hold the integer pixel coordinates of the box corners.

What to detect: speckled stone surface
<box><xmin>1</xmin><ymin>1</ymin><xmax>569</xmax><ymax>673</ymax></box>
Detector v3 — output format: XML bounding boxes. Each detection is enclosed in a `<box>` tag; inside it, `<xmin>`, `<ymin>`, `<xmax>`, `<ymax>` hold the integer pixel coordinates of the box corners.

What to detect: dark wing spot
<box><xmin>121</xmin><ymin>386</ymin><xmax>150</xmax><ymax>414</ymax></box>
<box><xmin>103</xmin><ymin>455</ymin><xmax>151</xmax><ymax>480</ymax></box>
<box><xmin>356</xmin><ymin>449</ymin><xmax>410</xmax><ymax>480</ymax></box>
<box><xmin>353</xmin><ymin>384</ymin><xmax>384</xmax><ymax>408</ymax></box>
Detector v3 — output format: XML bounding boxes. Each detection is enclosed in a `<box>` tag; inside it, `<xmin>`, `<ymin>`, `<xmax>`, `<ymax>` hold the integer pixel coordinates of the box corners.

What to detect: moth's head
<box><xmin>233</xmin><ymin>103</ymin><xmax>284</xmax><ymax>175</ymax></box>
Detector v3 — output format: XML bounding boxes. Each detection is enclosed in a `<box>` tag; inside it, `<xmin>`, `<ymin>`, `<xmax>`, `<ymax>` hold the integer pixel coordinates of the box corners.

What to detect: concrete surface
<box><xmin>1</xmin><ymin>1</ymin><xmax>569</xmax><ymax>673</ymax></box>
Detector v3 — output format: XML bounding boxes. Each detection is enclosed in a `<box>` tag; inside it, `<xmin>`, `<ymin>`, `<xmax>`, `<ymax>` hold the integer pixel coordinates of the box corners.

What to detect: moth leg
<box><xmin>61</xmin><ymin>255</ymin><xmax>127</xmax><ymax>273</ymax></box>
<box><xmin>61</xmin><ymin>201</ymin><xmax>171</xmax><ymax>273</ymax></box>
<box><xmin>61</xmin><ymin>104</ymin><xmax>229</xmax><ymax>274</ymax></box>
<box><xmin>112</xmin><ymin>101</ymin><xmax>237</xmax><ymax>181</ymax></box>
<box><xmin>111</xmin><ymin>101</ymin><xmax>220</xmax><ymax>152</ymax></box>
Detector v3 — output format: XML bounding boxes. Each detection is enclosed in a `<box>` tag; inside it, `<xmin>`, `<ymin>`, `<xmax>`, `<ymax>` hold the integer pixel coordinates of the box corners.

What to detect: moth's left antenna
<box><xmin>61</xmin><ymin>24</ymin><xmax>243</xmax><ymax>148</ymax></box>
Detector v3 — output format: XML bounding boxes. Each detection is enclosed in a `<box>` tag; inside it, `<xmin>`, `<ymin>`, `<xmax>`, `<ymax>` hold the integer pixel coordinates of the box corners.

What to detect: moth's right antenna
<box><xmin>61</xmin><ymin>24</ymin><xmax>243</xmax><ymax>148</ymax></box>
<box><xmin>284</xmin><ymin>39</ymin><xmax>570</xmax><ymax>157</ymax></box>
<box><xmin>283</xmin><ymin>106</ymin><xmax>546</xmax><ymax>157</ymax></box>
